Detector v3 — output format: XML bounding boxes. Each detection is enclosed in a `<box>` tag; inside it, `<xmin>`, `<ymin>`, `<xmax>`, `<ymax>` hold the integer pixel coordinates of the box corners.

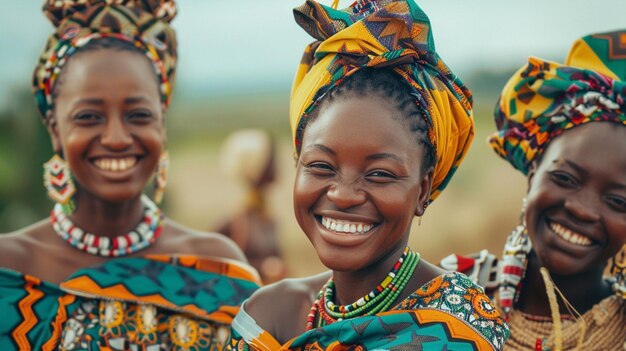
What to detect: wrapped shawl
<box><xmin>0</xmin><ymin>255</ymin><xmax>260</xmax><ymax>351</ymax></box>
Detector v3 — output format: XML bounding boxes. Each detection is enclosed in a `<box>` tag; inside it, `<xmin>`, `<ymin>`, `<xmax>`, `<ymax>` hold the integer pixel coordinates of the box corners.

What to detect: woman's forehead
<box><xmin>541</xmin><ymin>122</ymin><xmax>626</xmax><ymax>173</ymax></box>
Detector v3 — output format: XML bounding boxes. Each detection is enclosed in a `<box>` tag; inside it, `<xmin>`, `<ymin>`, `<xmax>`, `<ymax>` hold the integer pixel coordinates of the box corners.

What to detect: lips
<box><xmin>92</xmin><ymin>156</ymin><xmax>139</xmax><ymax>172</ymax></box>
<box><xmin>548</xmin><ymin>220</ymin><xmax>594</xmax><ymax>247</ymax></box>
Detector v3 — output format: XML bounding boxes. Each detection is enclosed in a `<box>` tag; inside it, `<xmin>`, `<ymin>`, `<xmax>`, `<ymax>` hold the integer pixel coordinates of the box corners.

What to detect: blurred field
<box><xmin>0</xmin><ymin>72</ymin><xmax>528</xmax><ymax>278</ymax></box>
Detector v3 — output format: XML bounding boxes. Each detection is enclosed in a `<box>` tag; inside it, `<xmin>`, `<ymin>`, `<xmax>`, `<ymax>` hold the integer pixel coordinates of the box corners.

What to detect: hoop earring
<box><xmin>610</xmin><ymin>245</ymin><xmax>626</xmax><ymax>298</ymax></box>
<box><xmin>153</xmin><ymin>151</ymin><xmax>169</xmax><ymax>204</ymax></box>
<box><xmin>43</xmin><ymin>154</ymin><xmax>76</xmax><ymax>214</ymax></box>
<box><xmin>498</xmin><ymin>196</ymin><xmax>532</xmax><ymax>315</ymax></box>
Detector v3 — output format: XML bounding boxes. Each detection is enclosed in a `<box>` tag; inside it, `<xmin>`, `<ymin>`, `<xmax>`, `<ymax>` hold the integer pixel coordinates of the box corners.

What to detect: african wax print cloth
<box><xmin>224</xmin><ymin>272</ymin><xmax>509</xmax><ymax>351</ymax></box>
<box><xmin>290</xmin><ymin>0</ymin><xmax>474</xmax><ymax>201</ymax></box>
<box><xmin>489</xmin><ymin>29</ymin><xmax>626</xmax><ymax>175</ymax></box>
<box><xmin>33</xmin><ymin>0</ymin><xmax>177</xmax><ymax>120</ymax></box>
<box><xmin>0</xmin><ymin>255</ymin><xmax>260</xmax><ymax>351</ymax></box>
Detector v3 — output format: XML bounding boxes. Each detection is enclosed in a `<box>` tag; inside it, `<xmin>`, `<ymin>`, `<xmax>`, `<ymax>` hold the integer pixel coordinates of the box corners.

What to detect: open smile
<box><xmin>91</xmin><ymin>156</ymin><xmax>140</xmax><ymax>173</ymax></box>
<box><xmin>313</xmin><ymin>214</ymin><xmax>379</xmax><ymax>247</ymax></box>
<box><xmin>319</xmin><ymin>216</ymin><xmax>376</xmax><ymax>235</ymax></box>
<box><xmin>548</xmin><ymin>220</ymin><xmax>595</xmax><ymax>247</ymax></box>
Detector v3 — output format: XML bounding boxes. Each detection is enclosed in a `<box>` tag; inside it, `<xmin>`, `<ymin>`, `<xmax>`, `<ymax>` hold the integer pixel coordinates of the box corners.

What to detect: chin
<box><xmin>315</xmin><ymin>245</ymin><xmax>368</xmax><ymax>272</ymax></box>
<box><xmin>535</xmin><ymin>250</ymin><xmax>587</xmax><ymax>277</ymax></box>
<box><xmin>93</xmin><ymin>186</ymin><xmax>146</xmax><ymax>203</ymax></box>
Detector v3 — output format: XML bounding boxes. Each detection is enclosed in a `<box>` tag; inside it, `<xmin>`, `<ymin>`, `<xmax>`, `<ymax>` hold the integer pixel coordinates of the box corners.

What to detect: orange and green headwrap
<box><xmin>490</xmin><ymin>29</ymin><xmax>626</xmax><ymax>175</ymax></box>
<box><xmin>290</xmin><ymin>0</ymin><xmax>474</xmax><ymax>201</ymax></box>
<box><xmin>33</xmin><ymin>0</ymin><xmax>177</xmax><ymax>121</ymax></box>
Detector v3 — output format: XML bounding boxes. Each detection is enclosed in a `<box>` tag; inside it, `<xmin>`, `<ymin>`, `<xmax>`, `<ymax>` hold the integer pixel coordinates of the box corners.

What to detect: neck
<box><xmin>69</xmin><ymin>191</ymin><xmax>146</xmax><ymax>238</ymax></box>
<box><xmin>517</xmin><ymin>252</ymin><xmax>611</xmax><ymax>316</ymax></box>
<box><xmin>332</xmin><ymin>243</ymin><xmax>407</xmax><ymax>305</ymax></box>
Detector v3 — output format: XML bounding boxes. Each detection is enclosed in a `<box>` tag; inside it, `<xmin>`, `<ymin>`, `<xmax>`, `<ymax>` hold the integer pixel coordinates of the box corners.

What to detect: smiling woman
<box><xmin>442</xmin><ymin>30</ymin><xmax>626</xmax><ymax>350</ymax></box>
<box><xmin>223</xmin><ymin>1</ymin><xmax>509</xmax><ymax>351</ymax></box>
<box><xmin>0</xmin><ymin>1</ymin><xmax>260</xmax><ymax>350</ymax></box>
<box><xmin>52</xmin><ymin>49</ymin><xmax>164</xmax><ymax>205</ymax></box>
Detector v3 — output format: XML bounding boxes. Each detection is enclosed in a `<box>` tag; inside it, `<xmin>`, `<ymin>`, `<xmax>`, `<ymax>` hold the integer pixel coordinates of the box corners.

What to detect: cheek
<box><xmin>137</xmin><ymin>126</ymin><xmax>165</xmax><ymax>148</ymax></box>
<box><xmin>525</xmin><ymin>180</ymin><xmax>556</xmax><ymax>218</ymax></box>
<box><xmin>378</xmin><ymin>183</ymin><xmax>420</xmax><ymax>216</ymax></box>
<box><xmin>606</xmin><ymin>217</ymin><xmax>626</xmax><ymax>248</ymax></box>
<box><xmin>293</xmin><ymin>172</ymin><xmax>320</xmax><ymax>212</ymax></box>
<box><xmin>60</xmin><ymin>130</ymin><xmax>93</xmax><ymax>163</ymax></box>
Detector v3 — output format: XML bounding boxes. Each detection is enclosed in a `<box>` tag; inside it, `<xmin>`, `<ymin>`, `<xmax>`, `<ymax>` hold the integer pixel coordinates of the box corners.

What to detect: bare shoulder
<box><xmin>245</xmin><ymin>271</ymin><xmax>331</xmax><ymax>341</ymax></box>
<box><xmin>160</xmin><ymin>219</ymin><xmax>246</xmax><ymax>262</ymax></box>
<box><xmin>0</xmin><ymin>219</ymin><xmax>51</xmax><ymax>272</ymax></box>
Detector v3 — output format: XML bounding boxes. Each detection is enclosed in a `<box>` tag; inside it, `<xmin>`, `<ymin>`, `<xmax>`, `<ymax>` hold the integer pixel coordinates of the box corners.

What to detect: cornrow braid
<box><xmin>312</xmin><ymin>68</ymin><xmax>436</xmax><ymax>172</ymax></box>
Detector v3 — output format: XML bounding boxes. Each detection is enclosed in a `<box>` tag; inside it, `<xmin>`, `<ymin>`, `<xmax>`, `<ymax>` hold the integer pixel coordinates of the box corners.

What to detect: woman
<box><xmin>224</xmin><ymin>1</ymin><xmax>509</xmax><ymax>350</ymax></box>
<box><xmin>0</xmin><ymin>1</ymin><xmax>260</xmax><ymax>350</ymax></box>
<box><xmin>442</xmin><ymin>31</ymin><xmax>626</xmax><ymax>350</ymax></box>
<box><xmin>216</xmin><ymin>129</ymin><xmax>287</xmax><ymax>283</ymax></box>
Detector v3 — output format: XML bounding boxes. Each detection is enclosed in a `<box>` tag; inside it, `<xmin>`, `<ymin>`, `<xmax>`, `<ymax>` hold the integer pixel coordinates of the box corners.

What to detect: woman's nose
<box><xmin>326</xmin><ymin>179</ymin><xmax>367</xmax><ymax>209</ymax></box>
<box><xmin>101</xmin><ymin>116</ymin><xmax>132</xmax><ymax>150</ymax></box>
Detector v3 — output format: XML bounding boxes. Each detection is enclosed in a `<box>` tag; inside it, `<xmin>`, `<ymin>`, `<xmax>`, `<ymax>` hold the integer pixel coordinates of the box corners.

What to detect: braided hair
<box><xmin>311</xmin><ymin>68</ymin><xmax>436</xmax><ymax>172</ymax></box>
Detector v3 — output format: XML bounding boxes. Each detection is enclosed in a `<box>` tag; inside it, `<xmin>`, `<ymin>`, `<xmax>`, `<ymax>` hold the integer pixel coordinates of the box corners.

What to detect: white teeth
<box><xmin>549</xmin><ymin>222</ymin><xmax>592</xmax><ymax>246</ymax></box>
<box><xmin>321</xmin><ymin>216</ymin><xmax>375</xmax><ymax>234</ymax></box>
<box><xmin>94</xmin><ymin>157</ymin><xmax>137</xmax><ymax>172</ymax></box>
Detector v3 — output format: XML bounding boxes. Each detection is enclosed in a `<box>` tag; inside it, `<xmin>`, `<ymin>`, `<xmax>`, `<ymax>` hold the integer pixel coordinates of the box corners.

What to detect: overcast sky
<box><xmin>1</xmin><ymin>0</ymin><xmax>626</xmax><ymax>100</ymax></box>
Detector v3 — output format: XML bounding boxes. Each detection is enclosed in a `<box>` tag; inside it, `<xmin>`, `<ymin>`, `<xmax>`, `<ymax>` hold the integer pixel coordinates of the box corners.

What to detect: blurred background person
<box><xmin>216</xmin><ymin>129</ymin><xmax>287</xmax><ymax>283</ymax></box>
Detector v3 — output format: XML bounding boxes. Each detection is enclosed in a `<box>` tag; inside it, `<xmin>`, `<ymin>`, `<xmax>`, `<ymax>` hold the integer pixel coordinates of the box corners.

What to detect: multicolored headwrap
<box><xmin>33</xmin><ymin>0</ymin><xmax>177</xmax><ymax>121</ymax></box>
<box><xmin>490</xmin><ymin>29</ymin><xmax>626</xmax><ymax>175</ymax></box>
<box><xmin>290</xmin><ymin>0</ymin><xmax>474</xmax><ymax>201</ymax></box>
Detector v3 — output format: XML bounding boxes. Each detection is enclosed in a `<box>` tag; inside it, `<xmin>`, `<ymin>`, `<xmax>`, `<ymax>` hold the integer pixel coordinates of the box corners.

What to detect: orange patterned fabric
<box><xmin>0</xmin><ymin>255</ymin><xmax>260</xmax><ymax>351</ymax></box>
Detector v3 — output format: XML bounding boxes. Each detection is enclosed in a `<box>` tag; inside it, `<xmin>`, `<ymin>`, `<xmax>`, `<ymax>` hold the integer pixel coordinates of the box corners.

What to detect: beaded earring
<box><xmin>43</xmin><ymin>154</ymin><xmax>76</xmax><ymax>214</ymax></box>
<box><xmin>610</xmin><ymin>245</ymin><xmax>626</xmax><ymax>299</ymax></box>
<box><xmin>153</xmin><ymin>151</ymin><xmax>169</xmax><ymax>204</ymax></box>
<box><xmin>497</xmin><ymin>197</ymin><xmax>532</xmax><ymax>316</ymax></box>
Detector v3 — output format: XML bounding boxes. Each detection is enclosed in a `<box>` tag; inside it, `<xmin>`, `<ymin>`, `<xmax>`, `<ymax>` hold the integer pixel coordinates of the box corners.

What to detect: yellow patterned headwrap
<box><xmin>290</xmin><ymin>0</ymin><xmax>474</xmax><ymax>201</ymax></box>
<box><xmin>490</xmin><ymin>29</ymin><xmax>626</xmax><ymax>175</ymax></box>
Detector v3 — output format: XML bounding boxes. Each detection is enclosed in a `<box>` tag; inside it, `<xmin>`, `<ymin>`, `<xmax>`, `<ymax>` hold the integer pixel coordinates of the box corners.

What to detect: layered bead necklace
<box><xmin>50</xmin><ymin>194</ymin><xmax>163</xmax><ymax>257</ymax></box>
<box><xmin>306</xmin><ymin>247</ymin><xmax>420</xmax><ymax>330</ymax></box>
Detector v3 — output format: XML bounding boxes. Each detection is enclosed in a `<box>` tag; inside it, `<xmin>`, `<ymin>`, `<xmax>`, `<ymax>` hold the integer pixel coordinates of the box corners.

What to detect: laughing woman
<box><xmin>442</xmin><ymin>31</ymin><xmax>626</xmax><ymax>350</ymax></box>
<box><xmin>224</xmin><ymin>1</ymin><xmax>509</xmax><ymax>350</ymax></box>
<box><xmin>0</xmin><ymin>1</ymin><xmax>260</xmax><ymax>350</ymax></box>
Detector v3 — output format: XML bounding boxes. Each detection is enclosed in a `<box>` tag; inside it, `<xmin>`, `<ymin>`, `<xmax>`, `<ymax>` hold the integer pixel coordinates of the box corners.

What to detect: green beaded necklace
<box><xmin>306</xmin><ymin>247</ymin><xmax>420</xmax><ymax>329</ymax></box>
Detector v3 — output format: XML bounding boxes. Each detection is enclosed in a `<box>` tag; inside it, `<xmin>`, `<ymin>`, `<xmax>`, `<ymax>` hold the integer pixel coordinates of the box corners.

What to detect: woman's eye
<box><xmin>127</xmin><ymin>110</ymin><xmax>153</xmax><ymax>122</ymax></box>
<box><xmin>366</xmin><ymin>170</ymin><xmax>397</xmax><ymax>182</ymax></box>
<box><xmin>73</xmin><ymin>112</ymin><xmax>102</xmax><ymax>123</ymax></box>
<box><xmin>304</xmin><ymin>162</ymin><xmax>334</xmax><ymax>174</ymax></box>
<box><xmin>606</xmin><ymin>195</ymin><xmax>626</xmax><ymax>212</ymax></box>
<box><xmin>549</xmin><ymin>171</ymin><xmax>577</xmax><ymax>187</ymax></box>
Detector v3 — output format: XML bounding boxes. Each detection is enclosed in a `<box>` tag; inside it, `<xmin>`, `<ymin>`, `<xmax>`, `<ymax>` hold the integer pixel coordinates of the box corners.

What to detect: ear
<box><xmin>46</xmin><ymin>112</ymin><xmax>62</xmax><ymax>154</ymax></box>
<box><xmin>415</xmin><ymin>167</ymin><xmax>434</xmax><ymax>217</ymax></box>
